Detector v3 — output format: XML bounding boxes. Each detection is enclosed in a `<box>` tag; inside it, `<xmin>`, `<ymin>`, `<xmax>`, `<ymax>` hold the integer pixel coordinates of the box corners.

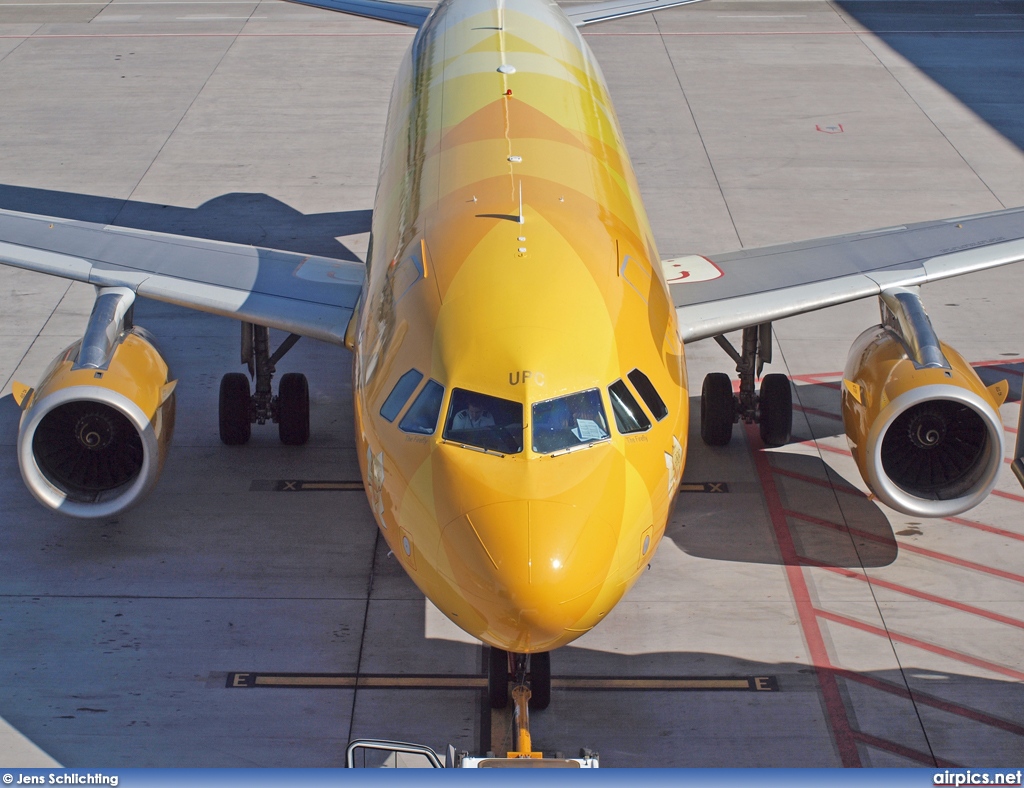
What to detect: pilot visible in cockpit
<box><xmin>452</xmin><ymin>400</ymin><xmax>495</xmax><ymax>430</ymax></box>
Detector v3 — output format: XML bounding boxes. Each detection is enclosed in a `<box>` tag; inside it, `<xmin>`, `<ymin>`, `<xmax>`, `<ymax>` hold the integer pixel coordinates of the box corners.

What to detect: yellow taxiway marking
<box><xmin>227</xmin><ymin>673</ymin><xmax>776</xmax><ymax>691</ymax></box>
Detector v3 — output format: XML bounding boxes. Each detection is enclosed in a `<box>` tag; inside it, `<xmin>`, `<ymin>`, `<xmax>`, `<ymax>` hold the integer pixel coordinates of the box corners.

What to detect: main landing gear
<box><xmin>219</xmin><ymin>323</ymin><xmax>310</xmax><ymax>446</ymax></box>
<box><xmin>700</xmin><ymin>323</ymin><xmax>792</xmax><ymax>447</ymax></box>
<box><xmin>488</xmin><ymin>647</ymin><xmax>551</xmax><ymax>711</ymax></box>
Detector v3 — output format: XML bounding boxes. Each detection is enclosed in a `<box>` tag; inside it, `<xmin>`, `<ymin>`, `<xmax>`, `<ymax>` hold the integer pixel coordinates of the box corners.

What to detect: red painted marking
<box><xmin>812</xmin><ymin>443</ymin><xmax>853</xmax><ymax>457</ymax></box>
<box><xmin>745</xmin><ymin>424</ymin><xmax>862</xmax><ymax>767</ymax></box>
<box><xmin>946</xmin><ymin>516</ymin><xmax>1024</xmax><ymax>544</ymax></box>
<box><xmin>988</xmin><ymin>365</ymin><xmax>1023</xmax><ymax>378</ymax></box>
<box><xmin>850</xmin><ymin>731</ymin><xmax>957</xmax><ymax>767</ymax></box>
<box><xmin>786</xmin><ymin>509</ymin><xmax>1024</xmax><ymax>585</ymax></box>
<box><xmin>790</xmin><ymin>447</ymin><xmax>1024</xmax><ymax>528</ymax></box>
<box><xmin>793</xmin><ymin>404</ymin><xmax>843</xmax><ymax>421</ymax></box>
<box><xmin>790</xmin><ymin>371</ymin><xmax>844</xmax><ymax>384</ymax></box>
<box><xmin>815</xmin><ymin>608</ymin><xmax>1024</xmax><ymax>681</ymax></box>
<box><xmin>799</xmin><ymin>557</ymin><xmax>1024</xmax><ymax>630</ymax></box>
<box><xmin>992</xmin><ymin>488</ymin><xmax>1024</xmax><ymax>504</ymax></box>
<box><xmin>773</xmin><ymin>467</ymin><xmax>866</xmax><ymax>497</ymax></box>
<box><xmin>837</xmin><ymin>670</ymin><xmax>1024</xmax><ymax>738</ymax></box>
<box><xmin>972</xmin><ymin>358</ymin><xmax>1024</xmax><ymax>369</ymax></box>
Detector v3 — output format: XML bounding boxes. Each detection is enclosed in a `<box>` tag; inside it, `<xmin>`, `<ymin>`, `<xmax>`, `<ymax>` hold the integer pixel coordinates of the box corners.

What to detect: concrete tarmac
<box><xmin>0</xmin><ymin>0</ymin><xmax>1022</xmax><ymax>768</ymax></box>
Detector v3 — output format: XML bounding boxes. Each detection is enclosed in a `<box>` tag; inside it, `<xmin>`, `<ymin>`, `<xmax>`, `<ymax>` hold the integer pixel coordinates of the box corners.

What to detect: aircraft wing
<box><xmin>670</xmin><ymin>205</ymin><xmax>1024</xmax><ymax>344</ymax></box>
<box><xmin>565</xmin><ymin>0</ymin><xmax>706</xmax><ymax>27</ymax></box>
<box><xmin>279</xmin><ymin>0</ymin><xmax>707</xmax><ymax>29</ymax></box>
<box><xmin>0</xmin><ymin>208</ymin><xmax>365</xmax><ymax>346</ymax></box>
<box><xmin>282</xmin><ymin>0</ymin><xmax>431</xmax><ymax>26</ymax></box>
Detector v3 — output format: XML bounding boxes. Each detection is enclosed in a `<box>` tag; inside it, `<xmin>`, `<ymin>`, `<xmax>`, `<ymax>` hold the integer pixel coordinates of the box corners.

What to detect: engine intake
<box><xmin>842</xmin><ymin>309</ymin><xmax>1006</xmax><ymax>518</ymax></box>
<box><xmin>16</xmin><ymin>289</ymin><xmax>175</xmax><ymax>519</ymax></box>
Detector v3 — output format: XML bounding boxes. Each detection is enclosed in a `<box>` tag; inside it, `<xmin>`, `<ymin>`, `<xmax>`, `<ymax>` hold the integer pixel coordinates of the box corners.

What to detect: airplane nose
<box><xmin>439</xmin><ymin>498</ymin><xmax>618</xmax><ymax>651</ymax></box>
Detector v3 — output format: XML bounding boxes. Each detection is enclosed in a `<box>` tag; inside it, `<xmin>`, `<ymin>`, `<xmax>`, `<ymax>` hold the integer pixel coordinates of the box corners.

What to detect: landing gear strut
<box><xmin>218</xmin><ymin>323</ymin><xmax>309</xmax><ymax>445</ymax></box>
<box><xmin>700</xmin><ymin>323</ymin><xmax>792</xmax><ymax>447</ymax></box>
<box><xmin>487</xmin><ymin>648</ymin><xmax>551</xmax><ymax>711</ymax></box>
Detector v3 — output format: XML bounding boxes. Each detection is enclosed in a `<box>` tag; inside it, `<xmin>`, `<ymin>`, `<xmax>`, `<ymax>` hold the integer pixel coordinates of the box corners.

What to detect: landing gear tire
<box><xmin>529</xmin><ymin>652</ymin><xmax>551</xmax><ymax>711</ymax></box>
<box><xmin>701</xmin><ymin>372</ymin><xmax>735</xmax><ymax>446</ymax></box>
<box><xmin>278</xmin><ymin>372</ymin><xmax>310</xmax><ymax>446</ymax></box>
<box><xmin>488</xmin><ymin>646</ymin><xmax>509</xmax><ymax>709</ymax></box>
<box><xmin>759</xmin><ymin>373</ymin><xmax>792</xmax><ymax>447</ymax></box>
<box><xmin>219</xmin><ymin>373</ymin><xmax>251</xmax><ymax>445</ymax></box>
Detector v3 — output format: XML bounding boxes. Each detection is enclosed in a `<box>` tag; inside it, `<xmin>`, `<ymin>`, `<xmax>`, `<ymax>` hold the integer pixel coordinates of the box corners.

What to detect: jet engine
<box><xmin>841</xmin><ymin>288</ymin><xmax>1006</xmax><ymax>518</ymax></box>
<box><xmin>15</xmin><ymin>288</ymin><xmax>176</xmax><ymax>519</ymax></box>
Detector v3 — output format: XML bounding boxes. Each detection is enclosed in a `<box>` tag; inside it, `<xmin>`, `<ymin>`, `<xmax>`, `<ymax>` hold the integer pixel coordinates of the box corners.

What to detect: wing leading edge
<box><xmin>671</xmin><ymin>205</ymin><xmax>1024</xmax><ymax>344</ymax></box>
<box><xmin>564</xmin><ymin>0</ymin><xmax>706</xmax><ymax>26</ymax></box>
<box><xmin>278</xmin><ymin>0</ymin><xmax>706</xmax><ymax>29</ymax></box>
<box><xmin>0</xmin><ymin>209</ymin><xmax>365</xmax><ymax>346</ymax></box>
<box><xmin>281</xmin><ymin>0</ymin><xmax>431</xmax><ymax>26</ymax></box>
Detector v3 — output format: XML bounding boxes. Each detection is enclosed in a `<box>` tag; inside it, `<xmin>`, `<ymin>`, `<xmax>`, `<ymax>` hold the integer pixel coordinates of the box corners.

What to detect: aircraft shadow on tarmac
<box><xmin>0</xmin><ymin>184</ymin><xmax>371</xmax><ymax>262</ymax></box>
<box><xmin>835</xmin><ymin>0</ymin><xmax>1024</xmax><ymax>153</ymax></box>
<box><xmin>670</xmin><ymin>365</ymin><xmax>1019</xmax><ymax>569</ymax></box>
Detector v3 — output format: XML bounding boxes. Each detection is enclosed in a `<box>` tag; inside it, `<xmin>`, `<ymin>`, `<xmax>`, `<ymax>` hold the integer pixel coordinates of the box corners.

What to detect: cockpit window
<box><xmin>380</xmin><ymin>369</ymin><xmax>424</xmax><ymax>422</ymax></box>
<box><xmin>608</xmin><ymin>380</ymin><xmax>652</xmax><ymax>434</ymax></box>
<box><xmin>399</xmin><ymin>379</ymin><xmax>444</xmax><ymax>435</ymax></box>
<box><xmin>532</xmin><ymin>388</ymin><xmax>610</xmax><ymax>454</ymax></box>
<box><xmin>443</xmin><ymin>389</ymin><xmax>523</xmax><ymax>454</ymax></box>
<box><xmin>627</xmin><ymin>368</ymin><xmax>668</xmax><ymax>421</ymax></box>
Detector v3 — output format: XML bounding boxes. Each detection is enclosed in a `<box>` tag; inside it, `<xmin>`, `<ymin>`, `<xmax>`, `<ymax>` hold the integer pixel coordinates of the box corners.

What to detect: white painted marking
<box><xmin>718</xmin><ymin>14</ymin><xmax>807</xmax><ymax>18</ymax></box>
<box><xmin>661</xmin><ymin>255</ymin><xmax>723</xmax><ymax>284</ymax></box>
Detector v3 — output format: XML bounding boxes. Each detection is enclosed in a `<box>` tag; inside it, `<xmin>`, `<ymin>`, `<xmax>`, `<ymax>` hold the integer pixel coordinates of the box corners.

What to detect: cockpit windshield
<box><xmin>443</xmin><ymin>389</ymin><xmax>524</xmax><ymax>454</ymax></box>
<box><xmin>532</xmin><ymin>389</ymin><xmax>610</xmax><ymax>454</ymax></box>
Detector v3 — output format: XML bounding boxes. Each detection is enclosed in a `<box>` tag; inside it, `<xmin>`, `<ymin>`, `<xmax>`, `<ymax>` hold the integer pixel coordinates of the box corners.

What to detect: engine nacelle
<box><xmin>16</xmin><ymin>289</ymin><xmax>176</xmax><ymax>519</ymax></box>
<box><xmin>842</xmin><ymin>318</ymin><xmax>1005</xmax><ymax>518</ymax></box>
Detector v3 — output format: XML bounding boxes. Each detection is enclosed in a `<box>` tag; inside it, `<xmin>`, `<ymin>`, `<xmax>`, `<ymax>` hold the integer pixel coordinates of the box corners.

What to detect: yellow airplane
<box><xmin>2</xmin><ymin>0</ymin><xmax>1024</xmax><ymax>718</ymax></box>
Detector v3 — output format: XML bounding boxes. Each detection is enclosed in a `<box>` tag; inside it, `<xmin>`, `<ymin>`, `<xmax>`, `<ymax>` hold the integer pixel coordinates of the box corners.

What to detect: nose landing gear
<box><xmin>487</xmin><ymin>649</ymin><xmax>552</xmax><ymax>758</ymax></box>
<box><xmin>488</xmin><ymin>648</ymin><xmax>551</xmax><ymax>711</ymax></box>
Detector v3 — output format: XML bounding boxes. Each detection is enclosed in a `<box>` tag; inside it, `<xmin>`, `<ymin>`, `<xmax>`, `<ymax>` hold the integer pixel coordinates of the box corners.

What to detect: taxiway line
<box><xmin>990</xmin><ymin>488</ymin><xmax>1024</xmax><ymax>504</ymax></box>
<box><xmin>745</xmin><ymin>423</ymin><xmax>862</xmax><ymax>767</ymax></box>
<box><xmin>945</xmin><ymin>516</ymin><xmax>1024</xmax><ymax>543</ymax></box>
<box><xmin>836</xmin><ymin>669</ymin><xmax>1024</xmax><ymax>738</ymax></box>
<box><xmin>799</xmin><ymin>439</ymin><xmax>1024</xmax><ymax>528</ymax></box>
<box><xmin>230</xmin><ymin>674</ymin><xmax>777</xmax><ymax>691</ymax></box>
<box><xmin>786</xmin><ymin>509</ymin><xmax>1024</xmax><ymax>585</ymax></box>
<box><xmin>773</xmin><ymin>467</ymin><xmax>865</xmax><ymax>497</ymax></box>
<box><xmin>851</xmin><ymin>730</ymin><xmax>960</xmax><ymax>768</ymax></box>
<box><xmin>793</xmin><ymin>404</ymin><xmax>843</xmax><ymax>421</ymax></box>
<box><xmin>799</xmin><ymin>556</ymin><xmax>1024</xmax><ymax>630</ymax></box>
<box><xmin>814</xmin><ymin>609</ymin><xmax>1024</xmax><ymax>682</ymax></box>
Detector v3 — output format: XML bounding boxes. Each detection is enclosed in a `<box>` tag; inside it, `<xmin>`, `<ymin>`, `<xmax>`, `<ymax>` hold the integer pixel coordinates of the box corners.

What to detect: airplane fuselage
<box><xmin>353</xmin><ymin>0</ymin><xmax>689</xmax><ymax>653</ymax></box>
